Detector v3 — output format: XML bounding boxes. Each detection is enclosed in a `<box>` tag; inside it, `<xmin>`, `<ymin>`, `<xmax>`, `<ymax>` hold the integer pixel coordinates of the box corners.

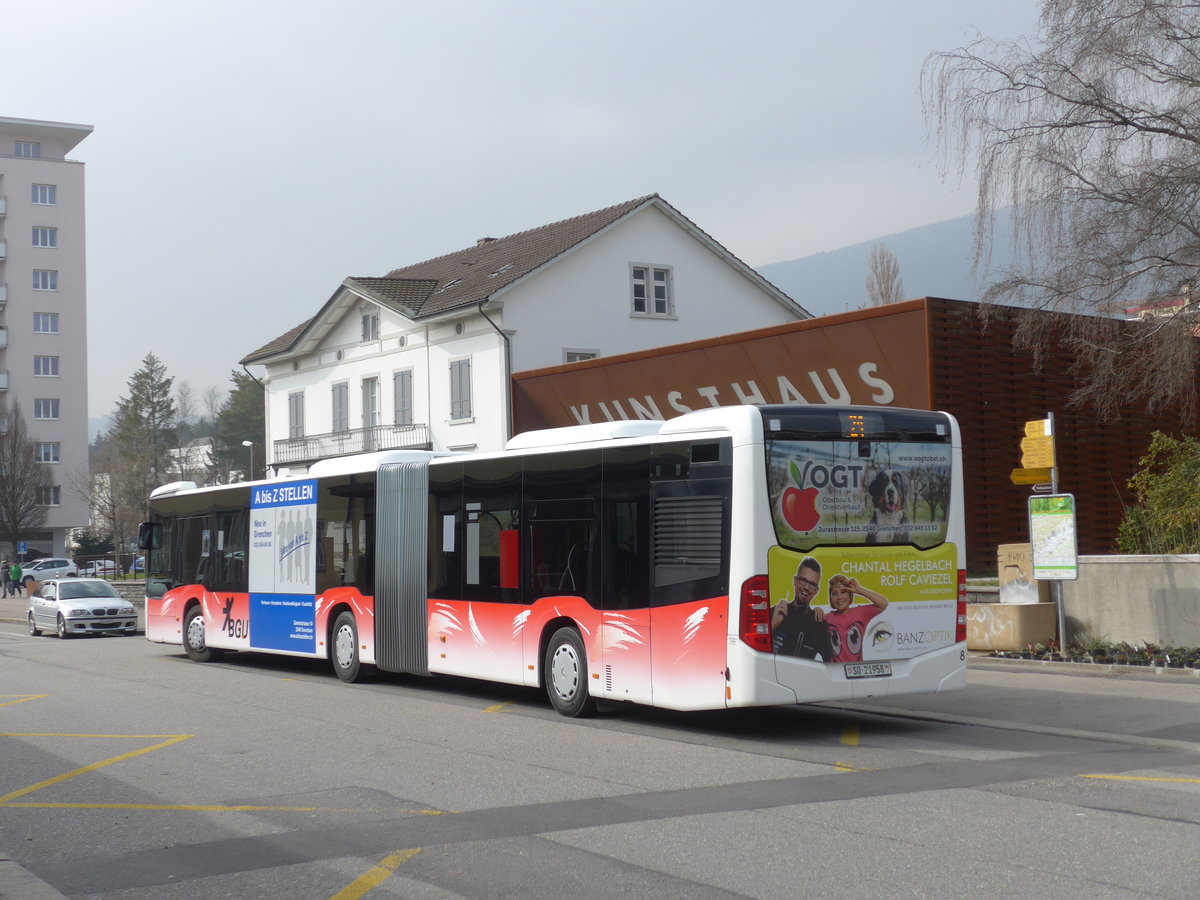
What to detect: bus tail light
<box><xmin>956</xmin><ymin>569</ymin><xmax>968</xmax><ymax>643</ymax></box>
<box><xmin>739</xmin><ymin>575</ymin><xmax>772</xmax><ymax>652</ymax></box>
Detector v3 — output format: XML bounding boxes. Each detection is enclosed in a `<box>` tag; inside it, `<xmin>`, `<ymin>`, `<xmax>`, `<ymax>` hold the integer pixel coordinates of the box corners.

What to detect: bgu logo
<box><xmin>779</xmin><ymin>460</ymin><xmax>865</xmax><ymax>533</ymax></box>
<box><xmin>221</xmin><ymin>597</ymin><xmax>249</xmax><ymax>639</ymax></box>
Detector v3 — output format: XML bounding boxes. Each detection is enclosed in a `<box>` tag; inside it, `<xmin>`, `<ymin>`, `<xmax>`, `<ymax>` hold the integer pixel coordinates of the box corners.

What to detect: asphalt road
<box><xmin>1</xmin><ymin>626</ymin><xmax>1198</xmax><ymax>899</ymax></box>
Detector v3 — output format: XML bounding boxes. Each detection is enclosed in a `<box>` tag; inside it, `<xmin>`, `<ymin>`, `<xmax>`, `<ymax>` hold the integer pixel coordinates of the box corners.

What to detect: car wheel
<box><xmin>57</xmin><ymin>614</ymin><xmax>73</xmax><ymax>640</ymax></box>
<box><xmin>183</xmin><ymin>605</ymin><xmax>220</xmax><ymax>662</ymax></box>
<box><xmin>331</xmin><ymin>611</ymin><xmax>366</xmax><ymax>683</ymax></box>
<box><xmin>28</xmin><ymin>612</ymin><xmax>42</xmax><ymax>636</ymax></box>
<box><xmin>544</xmin><ymin>626</ymin><xmax>596</xmax><ymax>717</ymax></box>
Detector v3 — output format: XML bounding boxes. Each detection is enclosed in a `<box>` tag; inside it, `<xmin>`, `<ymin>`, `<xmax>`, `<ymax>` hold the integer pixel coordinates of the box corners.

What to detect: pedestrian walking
<box><xmin>9</xmin><ymin>561</ymin><xmax>23</xmax><ymax>598</ymax></box>
<box><xmin>1</xmin><ymin>561</ymin><xmax>10</xmax><ymax>598</ymax></box>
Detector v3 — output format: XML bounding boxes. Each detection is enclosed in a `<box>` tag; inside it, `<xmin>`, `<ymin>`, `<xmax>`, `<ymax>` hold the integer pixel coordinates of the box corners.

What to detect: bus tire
<box><xmin>544</xmin><ymin>627</ymin><xmax>596</xmax><ymax>717</ymax></box>
<box><xmin>183</xmin><ymin>605</ymin><xmax>220</xmax><ymax>662</ymax></box>
<box><xmin>331</xmin><ymin>611</ymin><xmax>365</xmax><ymax>683</ymax></box>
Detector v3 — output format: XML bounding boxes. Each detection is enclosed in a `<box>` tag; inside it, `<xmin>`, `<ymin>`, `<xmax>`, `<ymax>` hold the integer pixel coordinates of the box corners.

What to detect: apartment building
<box><xmin>0</xmin><ymin>116</ymin><xmax>93</xmax><ymax>557</ymax></box>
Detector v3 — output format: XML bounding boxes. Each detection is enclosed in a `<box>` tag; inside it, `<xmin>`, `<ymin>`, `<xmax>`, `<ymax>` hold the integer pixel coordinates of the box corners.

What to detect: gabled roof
<box><xmin>241</xmin><ymin>194</ymin><xmax>806</xmax><ymax>365</ymax></box>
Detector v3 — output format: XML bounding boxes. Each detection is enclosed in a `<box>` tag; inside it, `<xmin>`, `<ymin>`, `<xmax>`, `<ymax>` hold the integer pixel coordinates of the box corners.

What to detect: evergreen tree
<box><xmin>111</xmin><ymin>354</ymin><xmax>177</xmax><ymax>500</ymax></box>
<box><xmin>212</xmin><ymin>370</ymin><xmax>266</xmax><ymax>481</ymax></box>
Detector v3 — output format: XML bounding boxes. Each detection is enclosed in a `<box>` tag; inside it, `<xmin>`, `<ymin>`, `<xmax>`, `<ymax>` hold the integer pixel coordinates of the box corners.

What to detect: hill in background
<box><xmin>758</xmin><ymin>210</ymin><xmax>1015</xmax><ymax>318</ymax></box>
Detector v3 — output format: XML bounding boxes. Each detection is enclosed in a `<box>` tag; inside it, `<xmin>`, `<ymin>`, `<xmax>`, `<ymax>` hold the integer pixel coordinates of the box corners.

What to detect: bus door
<box><xmin>597</xmin><ymin>446</ymin><xmax>652</xmax><ymax>705</ymax></box>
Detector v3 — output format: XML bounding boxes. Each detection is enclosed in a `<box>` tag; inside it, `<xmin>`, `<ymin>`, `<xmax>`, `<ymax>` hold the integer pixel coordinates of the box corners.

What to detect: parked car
<box><xmin>27</xmin><ymin>578</ymin><xmax>138</xmax><ymax>639</ymax></box>
<box><xmin>19</xmin><ymin>557</ymin><xmax>77</xmax><ymax>587</ymax></box>
<box><xmin>78</xmin><ymin>559</ymin><xmax>120</xmax><ymax>577</ymax></box>
<box><xmin>128</xmin><ymin>556</ymin><xmax>145</xmax><ymax>573</ymax></box>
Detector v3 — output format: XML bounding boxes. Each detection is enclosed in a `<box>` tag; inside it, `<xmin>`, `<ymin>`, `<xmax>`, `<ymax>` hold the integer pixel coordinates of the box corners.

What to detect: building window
<box><xmin>331</xmin><ymin>382</ymin><xmax>349</xmax><ymax>433</ymax></box>
<box><xmin>32</xmin><ymin>227</ymin><xmax>58</xmax><ymax>248</ymax></box>
<box><xmin>288</xmin><ymin>391</ymin><xmax>304</xmax><ymax>439</ymax></box>
<box><xmin>31</xmin><ymin>184</ymin><xmax>57</xmax><ymax>205</ymax></box>
<box><xmin>34</xmin><ymin>313</ymin><xmax>59</xmax><ymax>334</ymax></box>
<box><xmin>361</xmin><ymin>311</ymin><xmax>379</xmax><ymax>342</ymax></box>
<box><xmin>36</xmin><ymin>442</ymin><xmax>60</xmax><ymax>463</ymax></box>
<box><xmin>631</xmin><ymin>265</ymin><xmax>674</xmax><ymax>317</ymax></box>
<box><xmin>362</xmin><ymin>377</ymin><xmax>379</xmax><ymax>428</ymax></box>
<box><xmin>34</xmin><ymin>356</ymin><xmax>59</xmax><ymax>377</ymax></box>
<box><xmin>449</xmin><ymin>358</ymin><xmax>472</xmax><ymax>420</ymax></box>
<box><xmin>33</xmin><ymin>270</ymin><xmax>58</xmax><ymax>291</ymax></box>
<box><xmin>16</xmin><ymin>141</ymin><xmax>41</xmax><ymax>158</ymax></box>
<box><xmin>37</xmin><ymin>486</ymin><xmax>61</xmax><ymax>507</ymax></box>
<box><xmin>34</xmin><ymin>398</ymin><xmax>60</xmax><ymax>420</ymax></box>
<box><xmin>394</xmin><ymin>369</ymin><xmax>413</xmax><ymax>425</ymax></box>
<box><xmin>564</xmin><ymin>349</ymin><xmax>598</xmax><ymax>363</ymax></box>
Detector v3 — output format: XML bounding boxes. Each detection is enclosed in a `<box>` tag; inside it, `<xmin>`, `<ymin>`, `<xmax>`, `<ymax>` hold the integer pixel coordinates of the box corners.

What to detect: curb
<box><xmin>969</xmin><ymin>654</ymin><xmax>1200</xmax><ymax>683</ymax></box>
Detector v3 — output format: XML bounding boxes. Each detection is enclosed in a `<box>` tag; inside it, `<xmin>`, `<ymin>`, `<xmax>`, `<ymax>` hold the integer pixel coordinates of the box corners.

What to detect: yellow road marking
<box><xmin>0</xmin><ymin>695</ymin><xmax>49</xmax><ymax>708</ymax></box>
<box><xmin>841</xmin><ymin>724</ymin><xmax>860</xmax><ymax>746</ymax></box>
<box><xmin>483</xmin><ymin>701</ymin><xmax>515</xmax><ymax>713</ymax></box>
<box><xmin>0</xmin><ymin>734</ymin><xmax>192</xmax><ymax>804</ymax></box>
<box><xmin>1081</xmin><ymin>774</ymin><xmax>1200</xmax><ymax>784</ymax></box>
<box><xmin>331</xmin><ymin>849</ymin><xmax>421</xmax><ymax>900</ymax></box>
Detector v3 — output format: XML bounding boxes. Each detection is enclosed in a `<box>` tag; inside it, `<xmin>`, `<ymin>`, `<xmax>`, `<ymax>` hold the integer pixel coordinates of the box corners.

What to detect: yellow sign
<box><xmin>1025</xmin><ymin>419</ymin><xmax>1052</xmax><ymax>438</ymax></box>
<box><xmin>1020</xmin><ymin>434</ymin><xmax>1055</xmax><ymax>468</ymax></box>
<box><xmin>1010</xmin><ymin>466</ymin><xmax>1054</xmax><ymax>485</ymax></box>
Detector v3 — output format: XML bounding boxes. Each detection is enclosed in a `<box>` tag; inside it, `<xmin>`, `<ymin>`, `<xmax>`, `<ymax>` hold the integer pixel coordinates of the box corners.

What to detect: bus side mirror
<box><xmin>137</xmin><ymin>522</ymin><xmax>162</xmax><ymax>551</ymax></box>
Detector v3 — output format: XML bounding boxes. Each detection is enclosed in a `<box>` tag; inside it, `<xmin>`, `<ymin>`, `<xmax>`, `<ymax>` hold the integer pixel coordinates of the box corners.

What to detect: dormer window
<box><xmin>631</xmin><ymin>265</ymin><xmax>674</xmax><ymax>317</ymax></box>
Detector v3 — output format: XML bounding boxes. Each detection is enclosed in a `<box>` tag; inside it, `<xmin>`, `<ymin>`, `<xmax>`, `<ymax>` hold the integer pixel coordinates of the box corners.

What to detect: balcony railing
<box><xmin>272</xmin><ymin>422</ymin><xmax>431</xmax><ymax>466</ymax></box>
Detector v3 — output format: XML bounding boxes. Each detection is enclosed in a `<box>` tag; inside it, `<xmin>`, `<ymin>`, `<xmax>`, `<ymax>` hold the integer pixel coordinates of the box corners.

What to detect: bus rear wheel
<box><xmin>331</xmin><ymin>611</ymin><xmax>366</xmax><ymax>683</ymax></box>
<box><xmin>544</xmin><ymin>627</ymin><xmax>596</xmax><ymax>717</ymax></box>
<box><xmin>183</xmin><ymin>606</ymin><xmax>221</xmax><ymax>662</ymax></box>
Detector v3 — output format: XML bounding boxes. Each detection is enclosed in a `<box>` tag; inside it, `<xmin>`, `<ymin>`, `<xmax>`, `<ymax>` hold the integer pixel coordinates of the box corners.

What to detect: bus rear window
<box><xmin>766</xmin><ymin>436</ymin><xmax>953</xmax><ymax>551</ymax></box>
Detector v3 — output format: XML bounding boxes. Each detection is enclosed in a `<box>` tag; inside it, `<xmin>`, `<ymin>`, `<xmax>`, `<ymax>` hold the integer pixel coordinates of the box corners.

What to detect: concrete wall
<box><xmin>1062</xmin><ymin>554</ymin><xmax>1200</xmax><ymax>647</ymax></box>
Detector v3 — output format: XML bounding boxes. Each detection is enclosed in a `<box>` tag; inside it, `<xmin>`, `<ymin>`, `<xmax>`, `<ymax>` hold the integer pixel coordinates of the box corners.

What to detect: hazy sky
<box><xmin>7</xmin><ymin>0</ymin><xmax>1041</xmax><ymax>420</ymax></box>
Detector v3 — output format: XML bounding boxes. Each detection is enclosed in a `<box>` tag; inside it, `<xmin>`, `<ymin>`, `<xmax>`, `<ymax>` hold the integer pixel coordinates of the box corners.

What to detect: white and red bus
<box><xmin>139</xmin><ymin>404</ymin><xmax>966</xmax><ymax>715</ymax></box>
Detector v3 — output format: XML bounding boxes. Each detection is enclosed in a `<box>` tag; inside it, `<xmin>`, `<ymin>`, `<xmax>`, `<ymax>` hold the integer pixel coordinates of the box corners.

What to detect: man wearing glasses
<box><xmin>771</xmin><ymin>557</ymin><xmax>831</xmax><ymax>660</ymax></box>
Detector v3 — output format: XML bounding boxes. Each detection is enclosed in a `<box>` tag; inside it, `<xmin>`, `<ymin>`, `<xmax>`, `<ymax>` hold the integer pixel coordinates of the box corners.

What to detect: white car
<box><xmin>79</xmin><ymin>559</ymin><xmax>120</xmax><ymax>577</ymax></box>
<box><xmin>19</xmin><ymin>557</ymin><xmax>77</xmax><ymax>587</ymax></box>
<box><xmin>27</xmin><ymin>578</ymin><xmax>138</xmax><ymax>638</ymax></box>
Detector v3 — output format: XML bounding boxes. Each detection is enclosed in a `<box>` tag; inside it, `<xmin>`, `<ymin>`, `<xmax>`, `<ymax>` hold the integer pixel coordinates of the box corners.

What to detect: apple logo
<box><xmin>781</xmin><ymin>460</ymin><xmax>821</xmax><ymax>532</ymax></box>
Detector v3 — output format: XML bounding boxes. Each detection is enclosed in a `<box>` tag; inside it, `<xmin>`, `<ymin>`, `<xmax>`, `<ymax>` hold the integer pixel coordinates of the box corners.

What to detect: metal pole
<box><xmin>1048</xmin><ymin>411</ymin><xmax>1068</xmax><ymax>656</ymax></box>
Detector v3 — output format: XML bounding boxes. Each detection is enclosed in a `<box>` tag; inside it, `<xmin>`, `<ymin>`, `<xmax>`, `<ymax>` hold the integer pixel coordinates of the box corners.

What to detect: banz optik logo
<box><xmin>222</xmin><ymin>597</ymin><xmax>249</xmax><ymax>639</ymax></box>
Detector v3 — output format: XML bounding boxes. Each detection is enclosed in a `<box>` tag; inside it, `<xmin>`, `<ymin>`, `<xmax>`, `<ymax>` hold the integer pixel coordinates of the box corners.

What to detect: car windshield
<box><xmin>59</xmin><ymin>582</ymin><xmax>121</xmax><ymax>600</ymax></box>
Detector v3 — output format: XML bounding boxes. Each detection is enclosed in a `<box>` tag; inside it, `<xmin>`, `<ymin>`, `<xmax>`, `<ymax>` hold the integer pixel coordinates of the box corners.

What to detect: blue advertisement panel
<box><xmin>250</xmin><ymin>593</ymin><xmax>317</xmax><ymax>653</ymax></box>
<box><xmin>249</xmin><ymin>479</ymin><xmax>317</xmax><ymax>652</ymax></box>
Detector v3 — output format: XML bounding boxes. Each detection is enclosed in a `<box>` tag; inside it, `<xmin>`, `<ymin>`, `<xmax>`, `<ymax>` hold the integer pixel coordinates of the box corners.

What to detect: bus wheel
<box><xmin>544</xmin><ymin>627</ymin><xmax>596</xmax><ymax>717</ymax></box>
<box><xmin>332</xmin><ymin>611</ymin><xmax>365</xmax><ymax>683</ymax></box>
<box><xmin>183</xmin><ymin>606</ymin><xmax>220</xmax><ymax>662</ymax></box>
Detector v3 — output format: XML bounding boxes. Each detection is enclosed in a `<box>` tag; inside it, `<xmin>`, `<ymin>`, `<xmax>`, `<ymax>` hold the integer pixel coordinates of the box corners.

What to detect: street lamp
<box><xmin>241</xmin><ymin>440</ymin><xmax>254</xmax><ymax>482</ymax></box>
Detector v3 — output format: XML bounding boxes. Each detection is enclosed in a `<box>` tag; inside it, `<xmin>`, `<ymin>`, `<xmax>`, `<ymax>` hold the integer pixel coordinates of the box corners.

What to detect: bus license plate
<box><xmin>845</xmin><ymin>661</ymin><xmax>892</xmax><ymax>679</ymax></box>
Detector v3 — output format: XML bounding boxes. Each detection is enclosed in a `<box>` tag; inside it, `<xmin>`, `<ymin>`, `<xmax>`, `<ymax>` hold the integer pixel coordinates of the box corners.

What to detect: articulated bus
<box><xmin>139</xmin><ymin>405</ymin><xmax>967</xmax><ymax>716</ymax></box>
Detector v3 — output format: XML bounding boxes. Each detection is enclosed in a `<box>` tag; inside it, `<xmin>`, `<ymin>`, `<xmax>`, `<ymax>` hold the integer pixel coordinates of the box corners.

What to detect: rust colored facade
<box><xmin>512</xmin><ymin>298</ymin><xmax>1198</xmax><ymax>573</ymax></box>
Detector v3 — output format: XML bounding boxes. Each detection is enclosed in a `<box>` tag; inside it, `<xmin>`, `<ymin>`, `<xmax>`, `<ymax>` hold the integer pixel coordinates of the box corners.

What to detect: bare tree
<box><xmin>923</xmin><ymin>0</ymin><xmax>1200</xmax><ymax>415</ymax></box>
<box><xmin>866</xmin><ymin>243</ymin><xmax>906</xmax><ymax>306</ymax></box>
<box><xmin>0</xmin><ymin>401</ymin><xmax>52</xmax><ymax>558</ymax></box>
<box><xmin>72</xmin><ymin>441</ymin><xmax>142</xmax><ymax>558</ymax></box>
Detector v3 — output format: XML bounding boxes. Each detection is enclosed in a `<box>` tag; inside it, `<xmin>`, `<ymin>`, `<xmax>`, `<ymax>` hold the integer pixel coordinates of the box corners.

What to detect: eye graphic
<box><xmin>866</xmin><ymin>619</ymin><xmax>894</xmax><ymax>652</ymax></box>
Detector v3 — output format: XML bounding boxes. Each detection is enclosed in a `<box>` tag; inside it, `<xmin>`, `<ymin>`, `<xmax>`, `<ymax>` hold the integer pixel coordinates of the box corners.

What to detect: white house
<box><xmin>242</xmin><ymin>194</ymin><xmax>810</xmax><ymax>472</ymax></box>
